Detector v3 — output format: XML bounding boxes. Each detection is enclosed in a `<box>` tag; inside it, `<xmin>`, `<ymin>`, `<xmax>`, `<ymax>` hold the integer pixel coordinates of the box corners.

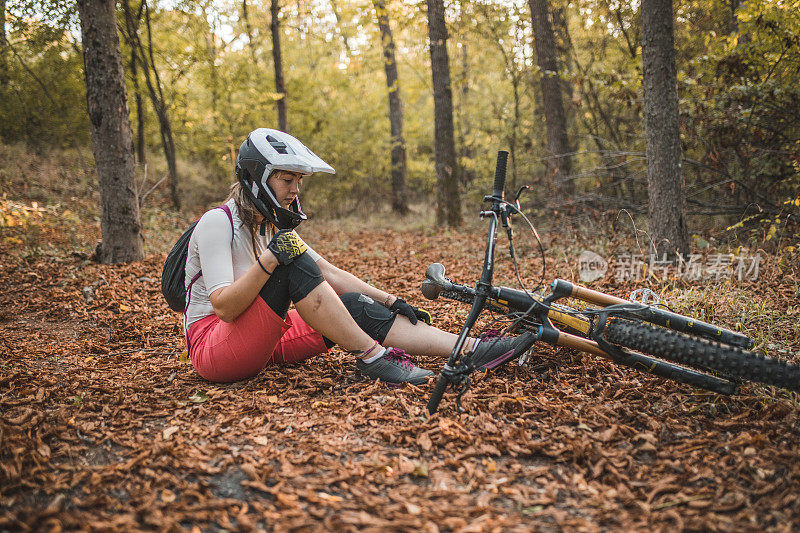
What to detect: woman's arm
<box><xmin>316</xmin><ymin>257</ymin><xmax>397</xmax><ymax>307</ymax></box>
<box><xmin>195</xmin><ymin>209</ymin><xmax>280</xmax><ymax>323</ymax></box>
<box><xmin>208</xmin><ymin>250</ymin><xmax>279</xmax><ymax>322</ymax></box>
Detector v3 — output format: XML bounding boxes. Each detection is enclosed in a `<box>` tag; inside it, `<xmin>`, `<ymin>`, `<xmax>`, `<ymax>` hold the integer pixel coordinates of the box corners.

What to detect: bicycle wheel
<box><xmin>604</xmin><ymin>318</ymin><xmax>800</xmax><ymax>392</ymax></box>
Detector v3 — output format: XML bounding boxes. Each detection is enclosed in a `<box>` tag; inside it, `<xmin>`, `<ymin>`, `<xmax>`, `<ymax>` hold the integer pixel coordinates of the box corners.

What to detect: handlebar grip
<box><xmin>427</xmin><ymin>373</ymin><xmax>449</xmax><ymax>414</ymax></box>
<box><xmin>492</xmin><ymin>150</ymin><xmax>509</xmax><ymax>199</ymax></box>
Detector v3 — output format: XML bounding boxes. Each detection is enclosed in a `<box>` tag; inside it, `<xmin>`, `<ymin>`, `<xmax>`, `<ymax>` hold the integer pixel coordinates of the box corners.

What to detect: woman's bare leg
<box><xmin>383</xmin><ymin>315</ymin><xmax>475</xmax><ymax>357</ymax></box>
<box><xmin>296</xmin><ymin>284</ymin><xmax>474</xmax><ymax>358</ymax></box>
<box><xmin>294</xmin><ymin>282</ymin><xmax>376</xmax><ymax>353</ymax></box>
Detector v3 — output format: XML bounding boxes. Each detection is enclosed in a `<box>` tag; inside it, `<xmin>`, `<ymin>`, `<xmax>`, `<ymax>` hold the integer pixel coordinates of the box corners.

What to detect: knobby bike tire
<box><xmin>604</xmin><ymin>319</ymin><xmax>800</xmax><ymax>392</ymax></box>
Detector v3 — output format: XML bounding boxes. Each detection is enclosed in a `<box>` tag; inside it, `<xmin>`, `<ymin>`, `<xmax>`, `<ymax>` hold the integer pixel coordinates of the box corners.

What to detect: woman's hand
<box><xmin>389</xmin><ymin>298</ymin><xmax>432</xmax><ymax>325</ymax></box>
<box><xmin>268</xmin><ymin>229</ymin><xmax>308</xmax><ymax>264</ymax></box>
<box><xmin>315</xmin><ymin>259</ymin><xmax>433</xmax><ymax>325</ymax></box>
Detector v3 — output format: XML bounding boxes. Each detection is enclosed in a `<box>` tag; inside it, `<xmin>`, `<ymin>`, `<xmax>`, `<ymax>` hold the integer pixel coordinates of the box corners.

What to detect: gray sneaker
<box><xmin>468</xmin><ymin>330</ymin><xmax>536</xmax><ymax>371</ymax></box>
<box><xmin>356</xmin><ymin>348</ymin><xmax>433</xmax><ymax>386</ymax></box>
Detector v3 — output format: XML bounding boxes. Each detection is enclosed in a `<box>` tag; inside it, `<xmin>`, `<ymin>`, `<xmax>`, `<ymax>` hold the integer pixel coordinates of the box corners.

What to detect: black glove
<box><xmin>390</xmin><ymin>297</ymin><xmax>432</xmax><ymax>325</ymax></box>
<box><xmin>268</xmin><ymin>229</ymin><xmax>308</xmax><ymax>265</ymax></box>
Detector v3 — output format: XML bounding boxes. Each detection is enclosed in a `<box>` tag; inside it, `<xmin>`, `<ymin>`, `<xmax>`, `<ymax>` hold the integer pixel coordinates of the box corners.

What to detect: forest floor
<box><xmin>2</xmin><ymin>177</ymin><xmax>800</xmax><ymax>531</ymax></box>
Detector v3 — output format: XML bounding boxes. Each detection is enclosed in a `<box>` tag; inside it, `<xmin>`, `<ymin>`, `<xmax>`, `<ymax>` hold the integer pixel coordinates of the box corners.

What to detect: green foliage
<box><xmin>1</xmin><ymin>0</ymin><xmax>798</xmax><ymax>237</ymax></box>
<box><xmin>680</xmin><ymin>0</ymin><xmax>800</xmax><ymax>220</ymax></box>
<box><xmin>0</xmin><ymin>5</ymin><xmax>88</xmax><ymax>148</ymax></box>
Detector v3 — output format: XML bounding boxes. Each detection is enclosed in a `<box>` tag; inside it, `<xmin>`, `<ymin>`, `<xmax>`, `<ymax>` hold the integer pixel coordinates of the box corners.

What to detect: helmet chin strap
<box><xmin>250</xmin><ymin>181</ymin><xmax>277</xmax><ymax>235</ymax></box>
<box><xmin>242</xmin><ymin>172</ymin><xmax>305</xmax><ymax>232</ymax></box>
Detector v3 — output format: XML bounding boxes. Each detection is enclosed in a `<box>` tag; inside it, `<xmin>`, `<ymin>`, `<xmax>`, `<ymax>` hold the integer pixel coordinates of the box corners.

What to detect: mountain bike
<box><xmin>423</xmin><ymin>151</ymin><xmax>800</xmax><ymax>414</ymax></box>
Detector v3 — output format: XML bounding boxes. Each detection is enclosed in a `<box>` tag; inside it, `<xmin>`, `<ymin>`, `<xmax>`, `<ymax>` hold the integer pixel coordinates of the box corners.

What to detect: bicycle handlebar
<box><xmin>492</xmin><ymin>151</ymin><xmax>508</xmax><ymax>200</ymax></box>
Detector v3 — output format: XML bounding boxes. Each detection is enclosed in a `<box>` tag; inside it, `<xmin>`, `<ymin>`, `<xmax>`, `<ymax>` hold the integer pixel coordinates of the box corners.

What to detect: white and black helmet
<box><xmin>235</xmin><ymin>128</ymin><xmax>335</xmax><ymax>230</ymax></box>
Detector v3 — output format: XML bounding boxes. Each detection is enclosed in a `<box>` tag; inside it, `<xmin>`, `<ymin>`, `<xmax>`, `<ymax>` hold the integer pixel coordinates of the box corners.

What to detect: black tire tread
<box><xmin>605</xmin><ymin>319</ymin><xmax>800</xmax><ymax>392</ymax></box>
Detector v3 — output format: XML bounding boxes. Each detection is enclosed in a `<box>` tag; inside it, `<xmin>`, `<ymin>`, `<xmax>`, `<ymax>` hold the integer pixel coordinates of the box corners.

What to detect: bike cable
<box><xmin>499</xmin><ymin>199</ymin><xmax>670</xmax><ymax>333</ymax></box>
<box><xmin>501</xmin><ymin>199</ymin><xmax>547</xmax><ymax>293</ymax></box>
<box><xmin>497</xmin><ymin>199</ymin><xmax>589</xmax><ymax>333</ymax></box>
<box><xmin>484</xmin><ymin>199</ymin><xmax>547</xmax><ymax>335</ymax></box>
<box><xmin>482</xmin><ymin>199</ymin><xmax>670</xmax><ymax>340</ymax></box>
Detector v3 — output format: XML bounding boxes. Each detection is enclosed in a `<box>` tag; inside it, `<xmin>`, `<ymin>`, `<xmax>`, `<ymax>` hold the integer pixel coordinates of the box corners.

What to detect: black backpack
<box><xmin>161</xmin><ymin>205</ymin><xmax>233</xmax><ymax>312</ymax></box>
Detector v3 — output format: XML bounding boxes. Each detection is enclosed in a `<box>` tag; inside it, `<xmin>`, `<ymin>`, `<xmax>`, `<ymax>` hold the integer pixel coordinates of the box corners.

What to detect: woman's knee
<box><xmin>259</xmin><ymin>252</ymin><xmax>325</xmax><ymax>316</ymax></box>
<box><xmin>286</xmin><ymin>253</ymin><xmax>325</xmax><ymax>302</ymax></box>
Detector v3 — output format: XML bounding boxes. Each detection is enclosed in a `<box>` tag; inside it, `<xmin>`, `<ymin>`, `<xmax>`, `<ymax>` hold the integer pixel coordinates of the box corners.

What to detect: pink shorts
<box><xmin>187</xmin><ymin>298</ymin><xmax>329</xmax><ymax>383</ymax></box>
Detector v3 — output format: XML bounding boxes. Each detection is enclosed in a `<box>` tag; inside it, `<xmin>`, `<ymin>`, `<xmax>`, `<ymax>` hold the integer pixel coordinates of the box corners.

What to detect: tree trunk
<box><xmin>136</xmin><ymin>0</ymin><xmax>179</xmax><ymax>209</ymax></box>
<box><xmin>131</xmin><ymin>47</ymin><xmax>146</xmax><ymax>165</ymax></box>
<box><xmin>373</xmin><ymin>0</ymin><xmax>408</xmax><ymax>215</ymax></box>
<box><xmin>0</xmin><ymin>0</ymin><xmax>9</xmax><ymax>142</ymax></box>
<box><xmin>426</xmin><ymin>0</ymin><xmax>461</xmax><ymax>226</ymax></box>
<box><xmin>271</xmin><ymin>0</ymin><xmax>288</xmax><ymax>131</ymax></box>
<box><xmin>0</xmin><ymin>0</ymin><xmax>8</xmax><ymax>90</ymax></box>
<box><xmin>77</xmin><ymin>0</ymin><xmax>144</xmax><ymax>264</ymax></box>
<box><xmin>241</xmin><ymin>0</ymin><xmax>259</xmax><ymax>65</ymax></box>
<box><xmin>158</xmin><ymin>113</ymin><xmax>179</xmax><ymax>208</ymax></box>
<box><xmin>457</xmin><ymin>43</ymin><xmax>476</xmax><ymax>188</ymax></box>
<box><xmin>641</xmin><ymin>0</ymin><xmax>689</xmax><ymax>257</ymax></box>
<box><xmin>528</xmin><ymin>0</ymin><xmax>574</xmax><ymax>200</ymax></box>
<box><xmin>204</xmin><ymin>9</ymin><xmax>218</xmax><ymax>114</ymax></box>
<box><xmin>121</xmin><ymin>0</ymin><xmax>147</xmax><ymax>166</ymax></box>
<box><xmin>490</xmin><ymin>25</ymin><xmax>523</xmax><ymax>195</ymax></box>
<box><xmin>455</xmin><ymin>1</ymin><xmax>475</xmax><ymax>189</ymax></box>
<box><xmin>509</xmin><ymin>73</ymin><xmax>521</xmax><ymax>195</ymax></box>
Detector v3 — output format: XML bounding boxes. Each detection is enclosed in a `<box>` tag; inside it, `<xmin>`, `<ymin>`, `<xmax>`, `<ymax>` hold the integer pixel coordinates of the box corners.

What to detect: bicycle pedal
<box><xmin>518</xmin><ymin>347</ymin><xmax>534</xmax><ymax>366</ymax></box>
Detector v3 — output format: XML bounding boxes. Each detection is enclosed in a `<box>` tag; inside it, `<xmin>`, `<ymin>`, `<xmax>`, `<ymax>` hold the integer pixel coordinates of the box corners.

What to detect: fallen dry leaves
<box><xmin>1</xmin><ymin>224</ymin><xmax>799</xmax><ymax>532</ymax></box>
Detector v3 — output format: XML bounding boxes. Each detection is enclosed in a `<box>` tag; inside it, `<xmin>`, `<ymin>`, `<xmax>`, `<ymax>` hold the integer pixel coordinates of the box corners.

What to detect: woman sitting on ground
<box><xmin>184</xmin><ymin>128</ymin><xmax>531</xmax><ymax>385</ymax></box>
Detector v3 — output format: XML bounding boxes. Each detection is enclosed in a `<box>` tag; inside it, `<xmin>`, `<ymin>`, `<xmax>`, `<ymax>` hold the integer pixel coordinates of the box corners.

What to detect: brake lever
<box><xmin>513</xmin><ymin>185</ymin><xmax>529</xmax><ymax>211</ymax></box>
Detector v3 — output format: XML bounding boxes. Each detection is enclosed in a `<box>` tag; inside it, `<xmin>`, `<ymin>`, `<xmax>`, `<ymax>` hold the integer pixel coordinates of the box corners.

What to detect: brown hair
<box><xmin>226</xmin><ymin>182</ymin><xmax>268</xmax><ymax>255</ymax></box>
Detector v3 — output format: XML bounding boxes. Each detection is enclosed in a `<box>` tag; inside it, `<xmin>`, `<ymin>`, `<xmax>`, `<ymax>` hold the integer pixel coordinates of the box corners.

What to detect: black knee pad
<box><xmin>339</xmin><ymin>292</ymin><xmax>397</xmax><ymax>344</ymax></box>
<box><xmin>286</xmin><ymin>253</ymin><xmax>325</xmax><ymax>302</ymax></box>
<box><xmin>259</xmin><ymin>252</ymin><xmax>325</xmax><ymax>318</ymax></box>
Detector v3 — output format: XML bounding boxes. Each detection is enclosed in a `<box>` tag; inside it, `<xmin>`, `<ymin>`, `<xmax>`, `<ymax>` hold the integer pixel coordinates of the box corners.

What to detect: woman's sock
<box><xmin>359</xmin><ymin>340</ymin><xmax>387</xmax><ymax>363</ymax></box>
<box><xmin>362</xmin><ymin>346</ymin><xmax>387</xmax><ymax>363</ymax></box>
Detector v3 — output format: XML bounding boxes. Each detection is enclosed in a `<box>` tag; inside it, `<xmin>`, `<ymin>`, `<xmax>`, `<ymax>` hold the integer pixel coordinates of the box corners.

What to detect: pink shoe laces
<box><xmin>384</xmin><ymin>348</ymin><xmax>414</xmax><ymax>370</ymax></box>
<box><xmin>481</xmin><ymin>329</ymin><xmax>501</xmax><ymax>340</ymax></box>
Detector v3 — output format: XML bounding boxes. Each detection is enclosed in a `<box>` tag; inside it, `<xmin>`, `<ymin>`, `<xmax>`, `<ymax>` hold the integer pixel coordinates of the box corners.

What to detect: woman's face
<box><xmin>267</xmin><ymin>171</ymin><xmax>303</xmax><ymax>208</ymax></box>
